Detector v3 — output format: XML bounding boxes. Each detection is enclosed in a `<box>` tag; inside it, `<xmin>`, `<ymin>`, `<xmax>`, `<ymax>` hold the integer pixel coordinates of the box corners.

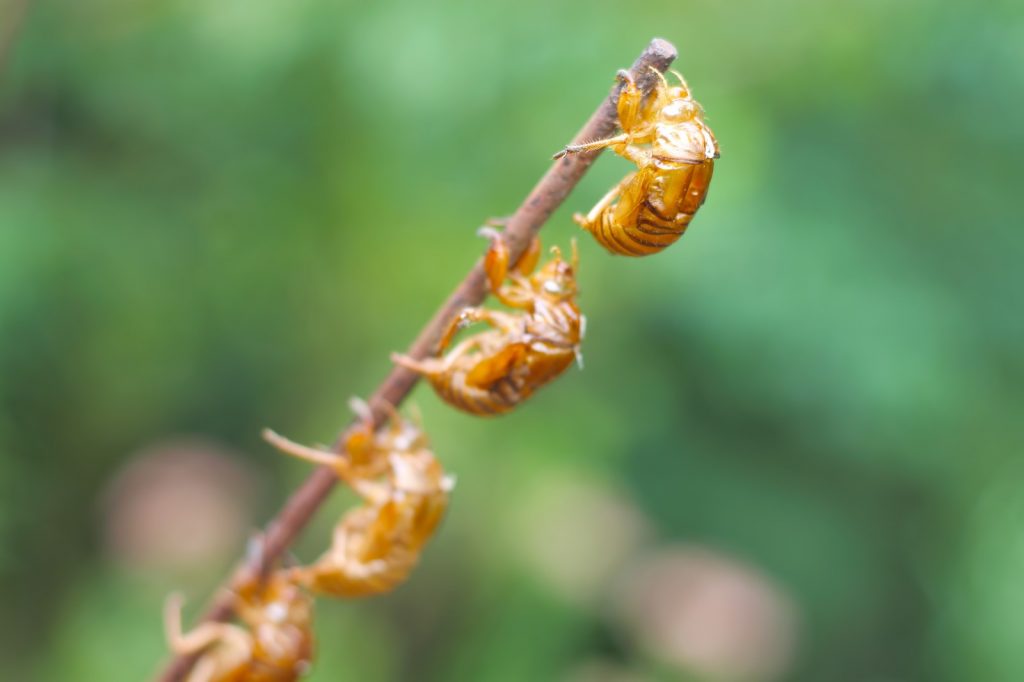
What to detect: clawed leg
<box><xmin>392</xmin><ymin>332</ymin><xmax>484</xmax><ymax>379</ymax></box>
<box><xmin>342</xmin><ymin>397</ymin><xmax>377</xmax><ymax>466</ymax></box>
<box><xmin>437</xmin><ymin>306</ymin><xmax>522</xmax><ymax>351</ymax></box>
<box><xmin>478</xmin><ymin>227</ymin><xmax>539</xmax><ymax>306</ymax></box>
<box><xmin>478</xmin><ymin>226</ymin><xmax>510</xmax><ymax>292</ymax></box>
<box><xmin>553</xmin><ymin>67</ymin><xmax>658</xmax><ymax>161</ymax></box>
<box><xmin>164</xmin><ymin>592</ymin><xmax>193</xmax><ymax>653</ymax></box>
<box><xmin>243</xmin><ymin>531</ymin><xmax>270</xmax><ymax>583</ymax></box>
<box><xmin>350</xmin><ymin>395</ymin><xmax>403</xmax><ymax>434</ymax></box>
<box><xmin>262</xmin><ymin>429</ymin><xmax>352</xmax><ymax>479</ymax></box>
<box><xmin>647</xmin><ymin>65</ymin><xmax>670</xmax><ymax>93</ymax></box>
<box><xmin>481</xmin><ymin>216</ymin><xmax>510</xmax><ymax>228</ymax></box>
<box><xmin>668</xmin><ymin>68</ymin><xmax>690</xmax><ymax>94</ymax></box>
<box><xmin>230</xmin><ymin>573</ymin><xmax>262</xmax><ymax>630</ymax></box>
<box><xmin>391</xmin><ymin>350</ymin><xmax>451</xmax><ymax>378</ymax></box>
<box><xmin>615</xmin><ymin>68</ymin><xmax>645</xmax><ymax>134</ymax></box>
<box><xmin>553</xmin><ymin>129</ymin><xmax>654</xmax><ymax>162</ymax></box>
<box><xmin>553</xmin><ymin>132</ymin><xmax>630</xmax><ymax>160</ymax></box>
<box><xmin>348</xmin><ymin>396</ymin><xmax>374</xmax><ymax>425</ymax></box>
<box><xmin>642</xmin><ymin>65</ymin><xmax>674</xmax><ymax>118</ymax></box>
<box><xmin>164</xmin><ymin>593</ymin><xmax>252</xmax><ymax>662</ymax></box>
<box><xmin>555</xmin><ymin>64</ymin><xmax>680</xmax><ymax>161</ymax></box>
<box><xmin>515</xmin><ymin>235</ymin><xmax>542</xmax><ymax>278</ymax></box>
<box><xmin>359</xmin><ymin>396</ymin><xmax>403</xmax><ymax>440</ymax></box>
<box><xmin>574</xmin><ymin>173</ymin><xmax>635</xmax><ymax>232</ymax></box>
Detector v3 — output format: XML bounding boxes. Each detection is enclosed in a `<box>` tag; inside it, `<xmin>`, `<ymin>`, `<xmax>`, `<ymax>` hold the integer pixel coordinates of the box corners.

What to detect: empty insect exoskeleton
<box><xmin>392</xmin><ymin>232</ymin><xmax>584</xmax><ymax>416</ymax></box>
<box><xmin>263</xmin><ymin>400</ymin><xmax>454</xmax><ymax>598</ymax></box>
<box><xmin>164</xmin><ymin>572</ymin><xmax>314</xmax><ymax>682</ymax></box>
<box><xmin>555</xmin><ymin>67</ymin><xmax>719</xmax><ymax>256</ymax></box>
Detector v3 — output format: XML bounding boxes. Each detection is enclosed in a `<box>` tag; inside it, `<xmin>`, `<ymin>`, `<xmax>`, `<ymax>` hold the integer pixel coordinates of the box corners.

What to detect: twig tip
<box><xmin>647</xmin><ymin>37</ymin><xmax>678</xmax><ymax>62</ymax></box>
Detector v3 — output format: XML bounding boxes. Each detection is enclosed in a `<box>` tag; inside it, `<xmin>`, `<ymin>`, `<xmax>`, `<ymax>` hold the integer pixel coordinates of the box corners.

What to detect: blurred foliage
<box><xmin>1</xmin><ymin>0</ymin><xmax>1022</xmax><ymax>680</ymax></box>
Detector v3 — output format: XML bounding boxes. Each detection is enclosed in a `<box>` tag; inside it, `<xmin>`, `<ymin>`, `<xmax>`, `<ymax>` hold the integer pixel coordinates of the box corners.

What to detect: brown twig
<box><xmin>155</xmin><ymin>37</ymin><xmax>677</xmax><ymax>682</ymax></box>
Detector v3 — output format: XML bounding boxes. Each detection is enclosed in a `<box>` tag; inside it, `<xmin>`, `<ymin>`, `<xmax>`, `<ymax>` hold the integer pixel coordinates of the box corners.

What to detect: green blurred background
<box><xmin>1</xmin><ymin>0</ymin><xmax>1021</xmax><ymax>680</ymax></box>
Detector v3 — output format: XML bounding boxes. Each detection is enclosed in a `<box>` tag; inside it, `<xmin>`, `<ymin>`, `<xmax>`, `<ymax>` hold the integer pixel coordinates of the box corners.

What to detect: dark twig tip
<box><xmin>647</xmin><ymin>37</ymin><xmax>678</xmax><ymax>63</ymax></box>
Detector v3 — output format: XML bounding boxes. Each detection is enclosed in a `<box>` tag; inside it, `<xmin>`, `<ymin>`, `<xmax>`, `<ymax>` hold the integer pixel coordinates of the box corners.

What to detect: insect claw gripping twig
<box><xmin>482</xmin><ymin>216</ymin><xmax>510</xmax><ymax>228</ymax></box>
<box><xmin>476</xmin><ymin>225</ymin><xmax>502</xmax><ymax>242</ymax></box>
<box><xmin>348</xmin><ymin>396</ymin><xmax>374</xmax><ymax>424</ymax></box>
<box><xmin>155</xmin><ymin>37</ymin><xmax>678</xmax><ymax>682</ymax></box>
<box><xmin>244</xmin><ymin>532</ymin><xmax>268</xmax><ymax>579</ymax></box>
<box><xmin>554</xmin><ymin>142</ymin><xmax>584</xmax><ymax>160</ymax></box>
<box><xmin>164</xmin><ymin>592</ymin><xmax>186</xmax><ymax>646</ymax></box>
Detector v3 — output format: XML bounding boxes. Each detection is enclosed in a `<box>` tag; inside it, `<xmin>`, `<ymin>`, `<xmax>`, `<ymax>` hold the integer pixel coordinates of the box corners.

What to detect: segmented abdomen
<box><xmin>297</xmin><ymin>551</ymin><xmax>419</xmax><ymax>598</ymax></box>
<box><xmin>427</xmin><ymin>370</ymin><xmax>524</xmax><ymax>416</ymax></box>
<box><xmin>593</xmin><ymin>203</ymin><xmax>686</xmax><ymax>256</ymax></box>
<box><xmin>594</xmin><ymin>160</ymin><xmax>714</xmax><ymax>257</ymax></box>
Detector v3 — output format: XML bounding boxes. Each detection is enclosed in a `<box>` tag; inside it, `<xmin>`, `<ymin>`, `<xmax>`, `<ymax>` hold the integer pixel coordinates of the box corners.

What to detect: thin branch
<box><xmin>155</xmin><ymin>37</ymin><xmax>677</xmax><ymax>682</ymax></box>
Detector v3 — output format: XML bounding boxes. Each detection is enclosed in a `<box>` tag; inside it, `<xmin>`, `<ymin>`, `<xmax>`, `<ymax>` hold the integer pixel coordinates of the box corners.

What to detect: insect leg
<box><xmin>340</xmin><ymin>399</ymin><xmax>378</xmax><ymax>469</ymax></box>
<box><xmin>462</xmin><ymin>308</ymin><xmax>523</xmax><ymax>335</ymax></box>
<box><xmin>553</xmin><ymin>133</ymin><xmax>629</xmax><ymax>160</ymax></box>
<box><xmin>615</xmin><ymin>68</ymin><xmax>645</xmax><ymax>134</ymax></box>
<box><xmin>164</xmin><ymin>593</ymin><xmax>253</xmax><ymax>659</ymax></box>
<box><xmin>391</xmin><ymin>351</ymin><xmax>451</xmax><ymax>377</ymax></box>
<box><xmin>437</xmin><ymin>308</ymin><xmax>479</xmax><ymax>351</ymax></box>
<box><xmin>641</xmin><ymin>65</ymin><xmax>673</xmax><ymax>120</ymax></box>
<box><xmin>668</xmin><ymin>68</ymin><xmax>691</xmax><ymax>94</ymax></box>
<box><xmin>617</xmin><ymin>143</ymin><xmax>652</xmax><ymax>167</ymax></box>
<box><xmin>573</xmin><ymin>173</ymin><xmax>634</xmax><ymax>231</ymax></box>
<box><xmin>465</xmin><ymin>342</ymin><xmax>529</xmax><ymax>388</ymax></box>
<box><xmin>511</xmin><ymin>234</ymin><xmax>542</xmax><ymax>279</ymax></box>
<box><xmin>348</xmin><ymin>396</ymin><xmax>374</xmax><ymax>425</ymax></box>
<box><xmin>477</xmin><ymin>226</ymin><xmax>510</xmax><ymax>293</ymax></box>
<box><xmin>392</xmin><ymin>331</ymin><xmax>484</xmax><ymax>378</ymax></box>
<box><xmin>611</xmin><ymin>165</ymin><xmax>655</xmax><ymax>226</ymax></box>
<box><xmin>262</xmin><ymin>429</ymin><xmax>357</xmax><ymax>481</ymax></box>
<box><xmin>477</xmin><ymin>227</ymin><xmax>538</xmax><ymax>307</ymax></box>
<box><xmin>437</xmin><ymin>306</ymin><xmax>520</xmax><ymax>350</ymax></box>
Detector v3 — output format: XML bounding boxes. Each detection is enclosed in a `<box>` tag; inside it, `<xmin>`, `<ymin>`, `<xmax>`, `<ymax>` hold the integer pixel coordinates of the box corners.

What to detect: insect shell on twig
<box><xmin>558</xmin><ymin>67</ymin><xmax>719</xmax><ymax>257</ymax></box>
<box><xmin>392</xmin><ymin>232</ymin><xmax>585</xmax><ymax>416</ymax></box>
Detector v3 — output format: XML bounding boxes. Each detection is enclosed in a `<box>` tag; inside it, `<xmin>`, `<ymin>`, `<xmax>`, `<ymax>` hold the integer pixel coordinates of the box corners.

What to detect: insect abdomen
<box><xmin>594</xmin><ymin>161</ymin><xmax>714</xmax><ymax>257</ymax></box>
<box><xmin>593</xmin><ymin>202</ymin><xmax>685</xmax><ymax>257</ymax></box>
<box><xmin>299</xmin><ymin>553</ymin><xmax>418</xmax><ymax>598</ymax></box>
<box><xmin>428</xmin><ymin>372</ymin><xmax>521</xmax><ymax>416</ymax></box>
